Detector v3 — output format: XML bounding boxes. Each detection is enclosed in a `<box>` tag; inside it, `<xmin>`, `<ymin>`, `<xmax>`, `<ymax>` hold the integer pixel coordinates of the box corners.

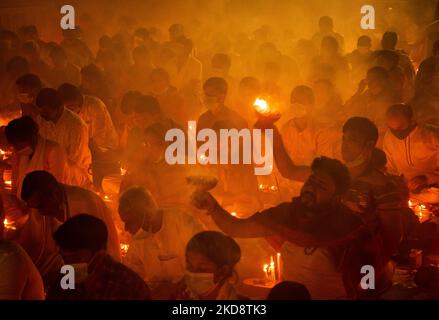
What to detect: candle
<box><xmin>231</xmin><ymin>211</ymin><xmax>237</xmax><ymax>217</ymax></box>
<box><xmin>120</xmin><ymin>243</ymin><xmax>130</xmax><ymax>255</ymax></box>
<box><xmin>270</xmin><ymin>256</ymin><xmax>275</xmax><ymax>281</ymax></box>
<box><xmin>263</xmin><ymin>264</ymin><xmax>269</xmax><ymax>281</ymax></box>
<box><xmin>120</xmin><ymin>167</ymin><xmax>127</xmax><ymax>176</ymax></box>
<box><xmin>277</xmin><ymin>252</ymin><xmax>281</xmax><ymax>281</ymax></box>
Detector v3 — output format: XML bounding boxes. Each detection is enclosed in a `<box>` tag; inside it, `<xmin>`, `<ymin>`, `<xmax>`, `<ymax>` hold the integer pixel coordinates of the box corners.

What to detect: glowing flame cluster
<box><xmin>253</xmin><ymin>98</ymin><xmax>270</xmax><ymax>114</ymax></box>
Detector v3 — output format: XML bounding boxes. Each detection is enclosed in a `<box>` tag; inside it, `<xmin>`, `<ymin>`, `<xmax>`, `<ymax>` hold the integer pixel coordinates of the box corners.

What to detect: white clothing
<box><xmin>79</xmin><ymin>95</ymin><xmax>118</xmax><ymax>151</ymax></box>
<box><xmin>124</xmin><ymin>208</ymin><xmax>204</xmax><ymax>284</ymax></box>
<box><xmin>36</xmin><ymin>108</ymin><xmax>92</xmax><ymax>187</ymax></box>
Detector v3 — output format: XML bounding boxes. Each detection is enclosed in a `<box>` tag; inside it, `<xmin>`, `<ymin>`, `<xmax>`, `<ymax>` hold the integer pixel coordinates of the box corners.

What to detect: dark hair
<box><xmin>203</xmin><ymin>77</ymin><xmax>228</xmax><ymax>95</ymax></box>
<box><xmin>367</xmin><ymin>66</ymin><xmax>389</xmax><ymax>80</ymax></box>
<box><xmin>49</xmin><ymin>45</ymin><xmax>67</xmax><ymax>60</ymax></box>
<box><xmin>53</xmin><ymin>214</ymin><xmax>108</xmax><ymax>253</ymax></box>
<box><xmin>36</xmin><ymin>88</ymin><xmax>63</xmax><ymax>110</ymax></box>
<box><xmin>121</xmin><ymin>90</ymin><xmax>142</xmax><ymax>114</ymax></box>
<box><xmin>310</xmin><ymin>156</ymin><xmax>350</xmax><ymax>195</ymax></box>
<box><xmin>211</xmin><ymin>53</ymin><xmax>231</xmax><ymax>70</ymax></box>
<box><xmin>119</xmin><ymin>186</ymin><xmax>156</xmax><ymax>214</ymax></box>
<box><xmin>5</xmin><ymin>116</ymin><xmax>38</xmax><ymax>144</ymax></box>
<box><xmin>357</xmin><ymin>35</ymin><xmax>372</xmax><ymax>47</ymax></box>
<box><xmin>239</xmin><ymin>76</ymin><xmax>260</xmax><ymax>90</ymax></box>
<box><xmin>186</xmin><ymin>231</ymin><xmax>241</xmax><ymax>268</ymax></box>
<box><xmin>371</xmin><ymin>148</ymin><xmax>387</xmax><ymax>170</ymax></box>
<box><xmin>81</xmin><ymin>64</ymin><xmax>103</xmax><ymax>81</ymax></box>
<box><xmin>290</xmin><ymin>85</ymin><xmax>315</xmax><ymax>106</ymax></box>
<box><xmin>134</xmin><ymin>95</ymin><xmax>161</xmax><ymax>115</ymax></box>
<box><xmin>343</xmin><ymin>117</ymin><xmax>379</xmax><ymax>145</ymax></box>
<box><xmin>58</xmin><ymin>83</ymin><xmax>83</xmax><ymax>105</ymax></box>
<box><xmin>319</xmin><ymin>16</ymin><xmax>333</xmax><ymax>28</ymax></box>
<box><xmin>6</xmin><ymin>56</ymin><xmax>29</xmax><ymax>76</ymax></box>
<box><xmin>21</xmin><ymin>170</ymin><xmax>61</xmax><ymax>202</ymax></box>
<box><xmin>15</xmin><ymin>73</ymin><xmax>42</xmax><ymax>91</ymax></box>
<box><xmin>267</xmin><ymin>281</ymin><xmax>311</xmax><ymax>300</ymax></box>
<box><xmin>150</xmin><ymin>68</ymin><xmax>170</xmax><ymax>83</ymax></box>
<box><xmin>386</xmin><ymin>103</ymin><xmax>413</xmax><ymax>119</ymax></box>
<box><xmin>382</xmin><ymin>31</ymin><xmax>398</xmax><ymax>50</ymax></box>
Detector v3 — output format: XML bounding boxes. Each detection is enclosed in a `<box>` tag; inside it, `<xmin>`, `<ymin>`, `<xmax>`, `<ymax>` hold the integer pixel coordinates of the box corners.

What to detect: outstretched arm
<box><xmin>191</xmin><ymin>191</ymin><xmax>274</xmax><ymax>238</ymax></box>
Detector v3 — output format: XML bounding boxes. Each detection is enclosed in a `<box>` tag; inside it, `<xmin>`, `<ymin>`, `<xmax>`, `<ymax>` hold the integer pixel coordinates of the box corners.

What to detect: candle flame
<box><xmin>253</xmin><ymin>98</ymin><xmax>269</xmax><ymax>113</ymax></box>
<box><xmin>3</xmin><ymin>218</ymin><xmax>16</xmax><ymax>230</ymax></box>
<box><xmin>231</xmin><ymin>211</ymin><xmax>237</xmax><ymax>217</ymax></box>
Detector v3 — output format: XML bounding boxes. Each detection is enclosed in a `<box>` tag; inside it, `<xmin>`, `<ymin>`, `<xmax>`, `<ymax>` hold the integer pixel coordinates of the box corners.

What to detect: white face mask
<box><xmin>290</xmin><ymin>103</ymin><xmax>309</xmax><ymax>118</ymax></box>
<box><xmin>185</xmin><ymin>271</ymin><xmax>216</xmax><ymax>296</ymax></box>
<box><xmin>70</xmin><ymin>263</ymin><xmax>89</xmax><ymax>284</ymax></box>
<box><xmin>17</xmin><ymin>146</ymin><xmax>33</xmax><ymax>156</ymax></box>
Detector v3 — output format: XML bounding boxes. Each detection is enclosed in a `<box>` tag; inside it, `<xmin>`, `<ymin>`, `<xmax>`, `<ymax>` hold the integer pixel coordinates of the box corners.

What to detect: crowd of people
<box><xmin>0</xmin><ymin>2</ymin><xmax>439</xmax><ymax>300</ymax></box>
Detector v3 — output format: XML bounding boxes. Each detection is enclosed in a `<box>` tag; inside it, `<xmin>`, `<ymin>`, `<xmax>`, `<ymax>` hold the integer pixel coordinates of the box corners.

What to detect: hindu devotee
<box><xmin>118</xmin><ymin>186</ymin><xmax>204</xmax><ymax>299</ymax></box>
<box><xmin>0</xmin><ymin>0</ymin><xmax>438</xmax><ymax>302</ymax></box>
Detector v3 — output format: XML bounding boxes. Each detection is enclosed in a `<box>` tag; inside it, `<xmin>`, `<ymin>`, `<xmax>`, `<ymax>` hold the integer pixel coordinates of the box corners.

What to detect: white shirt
<box><xmin>124</xmin><ymin>208</ymin><xmax>204</xmax><ymax>284</ymax></box>
<box><xmin>383</xmin><ymin>125</ymin><xmax>439</xmax><ymax>183</ymax></box>
<box><xmin>0</xmin><ymin>240</ymin><xmax>45</xmax><ymax>300</ymax></box>
<box><xmin>14</xmin><ymin>136</ymin><xmax>66</xmax><ymax>197</ymax></box>
<box><xmin>79</xmin><ymin>95</ymin><xmax>118</xmax><ymax>151</ymax></box>
<box><xmin>36</xmin><ymin>108</ymin><xmax>92</xmax><ymax>187</ymax></box>
<box><xmin>281</xmin><ymin>118</ymin><xmax>339</xmax><ymax>165</ymax></box>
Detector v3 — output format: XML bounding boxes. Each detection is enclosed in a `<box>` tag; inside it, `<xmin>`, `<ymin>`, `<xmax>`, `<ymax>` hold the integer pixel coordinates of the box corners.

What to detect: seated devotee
<box><xmin>5</xmin><ymin>116</ymin><xmax>66</xmax><ymax>195</ymax></box>
<box><xmin>0</xmin><ymin>56</ymin><xmax>29</xmax><ymax>107</ymax></box>
<box><xmin>266</xmin><ymin>281</ymin><xmax>311</xmax><ymax>300</ymax></box>
<box><xmin>192</xmin><ymin>156</ymin><xmax>385</xmax><ymax>299</ymax></box>
<box><xmin>312</xmin><ymin>16</ymin><xmax>345</xmax><ymax>53</ymax></box>
<box><xmin>35</xmin><ymin>88</ymin><xmax>92</xmax><ymax>188</ymax></box>
<box><xmin>345</xmin><ymin>35</ymin><xmax>373</xmax><ymax>85</ymax></box>
<box><xmin>149</xmin><ymin>68</ymin><xmax>186</xmax><ymax>126</ymax></box>
<box><xmin>309</xmin><ymin>36</ymin><xmax>349</xmax><ymax>93</ymax></box>
<box><xmin>372</xmin><ymin>50</ymin><xmax>412</xmax><ymax>102</ymax></box>
<box><xmin>21</xmin><ymin>41</ymin><xmax>51</xmax><ymax>84</ymax></box>
<box><xmin>177</xmin><ymin>231</ymin><xmax>244</xmax><ymax>300</ymax></box>
<box><xmin>345</xmin><ymin>67</ymin><xmax>400</xmax><ymax>134</ymax></box>
<box><xmin>312</xmin><ymin>78</ymin><xmax>345</xmax><ymax>127</ymax></box>
<box><xmin>80</xmin><ymin>64</ymin><xmax>113</xmax><ymax>117</ymax></box>
<box><xmin>119</xmin><ymin>90</ymin><xmax>143</xmax><ymax>147</ymax></box>
<box><xmin>60</xmin><ymin>28</ymin><xmax>94</xmax><ymax>68</ymax></box>
<box><xmin>118</xmin><ymin>187</ymin><xmax>204</xmax><ymax>299</ymax></box>
<box><xmin>380</xmin><ymin>31</ymin><xmax>416</xmax><ymax>86</ymax></box>
<box><xmin>15</xmin><ymin>73</ymin><xmax>42</xmax><ymax>119</ymax></box>
<box><xmin>0</xmin><ymin>206</ymin><xmax>44</xmax><ymax>300</ymax></box>
<box><xmin>47</xmin><ymin>214</ymin><xmax>150</xmax><ymax>300</ymax></box>
<box><xmin>198</xmin><ymin>77</ymin><xmax>248</xmax><ymax>131</ymax></box>
<box><xmin>123</xmin><ymin>95</ymin><xmax>178</xmax><ymax>171</ymax></box>
<box><xmin>47</xmin><ymin>45</ymin><xmax>81</xmax><ymax>88</ymax></box>
<box><xmin>281</xmin><ymin>85</ymin><xmax>338</xmax><ymax>166</ymax></box>
<box><xmin>120</xmin><ymin>122</ymin><xmax>191</xmax><ymax>207</ymax></box>
<box><xmin>2</xmin><ymin>170</ymin><xmax>121</xmax><ymax>286</ymax></box>
<box><xmin>234</xmin><ymin>76</ymin><xmax>261</xmax><ymax>121</ymax></box>
<box><xmin>127</xmin><ymin>45</ymin><xmax>154</xmax><ymax>92</ymax></box>
<box><xmin>57</xmin><ymin>83</ymin><xmax>119</xmax><ymax>190</ymax></box>
<box><xmin>383</xmin><ymin>103</ymin><xmax>439</xmax><ymax>194</ymax></box>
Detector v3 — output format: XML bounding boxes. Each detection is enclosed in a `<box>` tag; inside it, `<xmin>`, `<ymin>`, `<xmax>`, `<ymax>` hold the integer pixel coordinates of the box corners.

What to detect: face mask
<box><xmin>185</xmin><ymin>271</ymin><xmax>216</xmax><ymax>296</ymax></box>
<box><xmin>390</xmin><ymin>126</ymin><xmax>414</xmax><ymax>140</ymax></box>
<box><xmin>70</xmin><ymin>263</ymin><xmax>89</xmax><ymax>283</ymax></box>
<box><xmin>17</xmin><ymin>93</ymin><xmax>33</xmax><ymax>104</ymax></box>
<box><xmin>344</xmin><ymin>151</ymin><xmax>367</xmax><ymax>168</ymax></box>
<box><xmin>290</xmin><ymin>103</ymin><xmax>308</xmax><ymax>118</ymax></box>
<box><xmin>17</xmin><ymin>146</ymin><xmax>33</xmax><ymax>156</ymax></box>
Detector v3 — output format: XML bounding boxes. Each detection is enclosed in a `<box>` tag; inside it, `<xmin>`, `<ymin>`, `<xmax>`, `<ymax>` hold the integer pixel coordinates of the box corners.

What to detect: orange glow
<box><xmin>253</xmin><ymin>98</ymin><xmax>269</xmax><ymax>114</ymax></box>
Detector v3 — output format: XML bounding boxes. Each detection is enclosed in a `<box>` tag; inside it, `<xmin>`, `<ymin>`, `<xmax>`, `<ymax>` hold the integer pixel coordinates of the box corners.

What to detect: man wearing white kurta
<box><xmin>35</xmin><ymin>88</ymin><xmax>91</xmax><ymax>188</ymax></box>
<box><xmin>383</xmin><ymin>103</ymin><xmax>439</xmax><ymax>192</ymax></box>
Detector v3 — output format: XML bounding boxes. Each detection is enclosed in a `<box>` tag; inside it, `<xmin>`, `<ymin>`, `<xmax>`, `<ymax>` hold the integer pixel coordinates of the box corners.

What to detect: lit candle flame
<box><xmin>253</xmin><ymin>98</ymin><xmax>269</xmax><ymax>114</ymax></box>
<box><xmin>3</xmin><ymin>218</ymin><xmax>16</xmax><ymax>230</ymax></box>
<box><xmin>231</xmin><ymin>211</ymin><xmax>237</xmax><ymax>217</ymax></box>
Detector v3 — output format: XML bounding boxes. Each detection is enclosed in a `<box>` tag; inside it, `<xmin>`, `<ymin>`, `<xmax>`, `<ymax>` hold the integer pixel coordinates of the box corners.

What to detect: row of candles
<box><xmin>263</xmin><ymin>253</ymin><xmax>282</xmax><ymax>283</ymax></box>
